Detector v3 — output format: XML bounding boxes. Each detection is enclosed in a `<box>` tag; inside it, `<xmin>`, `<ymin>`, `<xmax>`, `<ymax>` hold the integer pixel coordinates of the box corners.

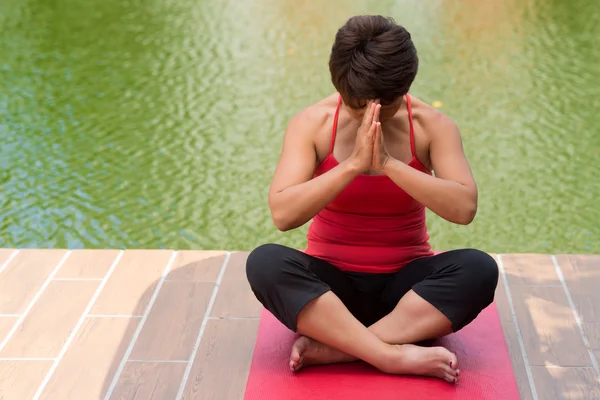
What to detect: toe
<box><xmin>444</xmin><ymin>372</ymin><xmax>457</xmax><ymax>383</ymax></box>
<box><xmin>442</xmin><ymin>363</ymin><xmax>458</xmax><ymax>377</ymax></box>
<box><xmin>290</xmin><ymin>358</ymin><xmax>304</xmax><ymax>372</ymax></box>
<box><xmin>439</xmin><ymin>361</ymin><xmax>459</xmax><ymax>383</ymax></box>
<box><xmin>448</xmin><ymin>353</ymin><xmax>459</xmax><ymax>370</ymax></box>
<box><xmin>291</xmin><ymin>348</ymin><xmax>301</xmax><ymax>363</ymax></box>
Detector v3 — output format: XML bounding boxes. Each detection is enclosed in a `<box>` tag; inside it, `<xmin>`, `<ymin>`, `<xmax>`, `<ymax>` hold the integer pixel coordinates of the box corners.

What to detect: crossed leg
<box><xmin>290</xmin><ymin>289</ymin><xmax>459</xmax><ymax>382</ymax></box>
<box><xmin>246</xmin><ymin>245</ymin><xmax>499</xmax><ymax>384</ymax></box>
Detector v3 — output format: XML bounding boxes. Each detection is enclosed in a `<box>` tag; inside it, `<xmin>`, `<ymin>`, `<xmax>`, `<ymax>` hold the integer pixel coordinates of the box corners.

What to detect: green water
<box><xmin>1</xmin><ymin>0</ymin><xmax>599</xmax><ymax>253</ymax></box>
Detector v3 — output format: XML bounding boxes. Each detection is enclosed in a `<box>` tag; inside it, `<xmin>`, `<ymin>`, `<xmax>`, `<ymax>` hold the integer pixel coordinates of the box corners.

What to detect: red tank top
<box><xmin>305</xmin><ymin>94</ymin><xmax>434</xmax><ymax>273</ymax></box>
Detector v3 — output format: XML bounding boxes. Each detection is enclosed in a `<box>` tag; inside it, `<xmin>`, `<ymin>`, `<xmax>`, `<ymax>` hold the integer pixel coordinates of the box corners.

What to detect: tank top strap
<box><xmin>329</xmin><ymin>95</ymin><xmax>342</xmax><ymax>154</ymax></box>
<box><xmin>406</xmin><ymin>94</ymin><xmax>417</xmax><ymax>158</ymax></box>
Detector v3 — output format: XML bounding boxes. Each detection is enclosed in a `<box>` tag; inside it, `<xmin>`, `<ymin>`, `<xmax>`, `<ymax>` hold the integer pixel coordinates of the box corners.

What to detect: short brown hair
<box><xmin>329</xmin><ymin>15</ymin><xmax>419</xmax><ymax>108</ymax></box>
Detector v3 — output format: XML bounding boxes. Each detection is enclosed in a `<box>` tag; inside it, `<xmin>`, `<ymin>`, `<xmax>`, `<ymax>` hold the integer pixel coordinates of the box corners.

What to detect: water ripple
<box><xmin>1</xmin><ymin>0</ymin><xmax>598</xmax><ymax>253</ymax></box>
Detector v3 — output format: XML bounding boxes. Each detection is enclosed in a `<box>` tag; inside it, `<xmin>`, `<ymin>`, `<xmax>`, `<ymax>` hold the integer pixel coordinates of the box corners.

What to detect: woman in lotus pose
<box><xmin>246</xmin><ymin>15</ymin><xmax>498</xmax><ymax>384</ymax></box>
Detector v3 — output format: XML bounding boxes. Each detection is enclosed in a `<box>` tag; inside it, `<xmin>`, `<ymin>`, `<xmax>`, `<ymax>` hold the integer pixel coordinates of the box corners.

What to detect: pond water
<box><xmin>1</xmin><ymin>0</ymin><xmax>599</xmax><ymax>253</ymax></box>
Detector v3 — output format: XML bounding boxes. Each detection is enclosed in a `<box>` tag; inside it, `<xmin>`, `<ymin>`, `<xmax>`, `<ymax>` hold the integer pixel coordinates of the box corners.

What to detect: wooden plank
<box><xmin>0</xmin><ymin>360</ymin><xmax>52</xmax><ymax>400</ymax></box>
<box><xmin>500</xmin><ymin>321</ymin><xmax>534</xmax><ymax>400</ymax></box>
<box><xmin>494</xmin><ymin>255</ymin><xmax>511</xmax><ymax>322</ymax></box>
<box><xmin>91</xmin><ymin>250</ymin><xmax>173</xmax><ymax>315</ymax></box>
<box><xmin>1</xmin><ymin>281</ymin><xmax>98</xmax><ymax>358</ymax></box>
<box><xmin>130</xmin><ymin>281</ymin><xmax>213</xmax><ymax>360</ymax></box>
<box><xmin>181</xmin><ymin>319</ymin><xmax>259</xmax><ymax>400</ymax></box>
<box><xmin>555</xmin><ymin>255</ymin><xmax>600</xmax><ymax>324</ymax></box>
<box><xmin>587</xmin><ymin>323</ymin><xmax>600</xmax><ymax>352</ymax></box>
<box><xmin>0</xmin><ymin>250</ymin><xmax>67</xmax><ymax>314</ymax></box>
<box><xmin>555</xmin><ymin>255</ymin><xmax>600</xmax><ymax>373</ymax></box>
<box><xmin>39</xmin><ymin>317</ymin><xmax>138</xmax><ymax>400</ymax></box>
<box><xmin>531</xmin><ymin>366</ymin><xmax>600</xmax><ymax>400</ymax></box>
<box><xmin>211</xmin><ymin>252</ymin><xmax>262</xmax><ymax>318</ymax></box>
<box><xmin>111</xmin><ymin>362</ymin><xmax>186</xmax><ymax>399</ymax></box>
<box><xmin>167</xmin><ymin>251</ymin><xmax>227</xmax><ymax>282</ymax></box>
<box><xmin>0</xmin><ymin>249</ymin><xmax>17</xmax><ymax>266</ymax></box>
<box><xmin>55</xmin><ymin>249</ymin><xmax>120</xmax><ymax>279</ymax></box>
<box><xmin>512</xmin><ymin>285</ymin><xmax>591</xmax><ymax>366</ymax></box>
<box><xmin>500</xmin><ymin>254</ymin><xmax>560</xmax><ymax>286</ymax></box>
<box><xmin>591</xmin><ymin>332</ymin><xmax>600</xmax><ymax>382</ymax></box>
<box><xmin>0</xmin><ymin>317</ymin><xmax>17</xmax><ymax>339</ymax></box>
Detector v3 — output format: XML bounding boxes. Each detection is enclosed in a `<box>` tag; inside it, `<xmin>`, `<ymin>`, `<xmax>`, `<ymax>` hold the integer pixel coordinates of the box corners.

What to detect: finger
<box><xmin>361</xmin><ymin>102</ymin><xmax>375</xmax><ymax>126</ymax></box>
<box><xmin>368</xmin><ymin>121</ymin><xmax>377</xmax><ymax>141</ymax></box>
<box><xmin>375</xmin><ymin>122</ymin><xmax>383</xmax><ymax>145</ymax></box>
<box><xmin>373</xmin><ymin>103</ymin><xmax>381</xmax><ymax>123</ymax></box>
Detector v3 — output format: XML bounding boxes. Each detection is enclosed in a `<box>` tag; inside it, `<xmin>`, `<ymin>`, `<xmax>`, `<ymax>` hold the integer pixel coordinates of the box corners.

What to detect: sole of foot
<box><xmin>289</xmin><ymin>336</ymin><xmax>355</xmax><ymax>372</ymax></box>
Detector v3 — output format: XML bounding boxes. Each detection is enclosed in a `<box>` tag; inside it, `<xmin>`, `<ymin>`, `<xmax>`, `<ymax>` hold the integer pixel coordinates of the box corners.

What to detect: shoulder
<box><xmin>286</xmin><ymin>93</ymin><xmax>338</xmax><ymax>140</ymax></box>
<box><xmin>409</xmin><ymin>96</ymin><xmax>460</xmax><ymax>141</ymax></box>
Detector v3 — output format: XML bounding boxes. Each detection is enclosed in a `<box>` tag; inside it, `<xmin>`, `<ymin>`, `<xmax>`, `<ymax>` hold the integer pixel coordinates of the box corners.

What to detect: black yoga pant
<box><xmin>246</xmin><ymin>243</ymin><xmax>499</xmax><ymax>332</ymax></box>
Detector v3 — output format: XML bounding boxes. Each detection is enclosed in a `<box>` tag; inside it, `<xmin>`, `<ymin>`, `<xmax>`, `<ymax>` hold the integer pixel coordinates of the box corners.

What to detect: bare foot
<box><xmin>381</xmin><ymin>344</ymin><xmax>460</xmax><ymax>383</ymax></box>
<box><xmin>288</xmin><ymin>338</ymin><xmax>460</xmax><ymax>384</ymax></box>
<box><xmin>289</xmin><ymin>336</ymin><xmax>356</xmax><ymax>372</ymax></box>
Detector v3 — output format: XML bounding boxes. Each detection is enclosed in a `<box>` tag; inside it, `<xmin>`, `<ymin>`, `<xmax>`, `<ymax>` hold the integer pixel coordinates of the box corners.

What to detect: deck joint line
<box><xmin>32</xmin><ymin>250</ymin><xmax>125</xmax><ymax>400</ymax></box>
<box><xmin>175</xmin><ymin>252</ymin><xmax>232</xmax><ymax>400</ymax></box>
<box><xmin>524</xmin><ymin>284</ymin><xmax>562</xmax><ymax>287</ymax></box>
<box><xmin>552</xmin><ymin>255</ymin><xmax>600</xmax><ymax>383</ymax></box>
<box><xmin>52</xmin><ymin>278</ymin><xmax>103</xmax><ymax>281</ymax></box>
<box><xmin>87</xmin><ymin>314</ymin><xmax>143</xmax><ymax>318</ymax></box>
<box><xmin>128</xmin><ymin>359</ymin><xmax>189</xmax><ymax>363</ymax></box>
<box><xmin>103</xmin><ymin>251</ymin><xmax>179</xmax><ymax>400</ymax></box>
<box><xmin>0</xmin><ymin>250</ymin><xmax>20</xmax><ymax>275</ymax></box>
<box><xmin>0</xmin><ymin>251</ymin><xmax>72</xmax><ymax>353</ymax></box>
<box><xmin>545</xmin><ymin>365</ymin><xmax>595</xmax><ymax>369</ymax></box>
<box><xmin>497</xmin><ymin>254</ymin><xmax>539</xmax><ymax>400</ymax></box>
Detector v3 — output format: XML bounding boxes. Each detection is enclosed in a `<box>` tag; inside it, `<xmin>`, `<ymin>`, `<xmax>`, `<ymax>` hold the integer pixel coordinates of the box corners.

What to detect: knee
<box><xmin>246</xmin><ymin>243</ymin><xmax>286</xmax><ymax>294</ymax></box>
<box><xmin>461</xmin><ymin>249</ymin><xmax>499</xmax><ymax>295</ymax></box>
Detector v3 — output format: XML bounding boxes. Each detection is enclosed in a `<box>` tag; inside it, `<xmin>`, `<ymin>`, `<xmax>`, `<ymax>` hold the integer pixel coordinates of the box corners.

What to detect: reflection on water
<box><xmin>1</xmin><ymin>0</ymin><xmax>598</xmax><ymax>253</ymax></box>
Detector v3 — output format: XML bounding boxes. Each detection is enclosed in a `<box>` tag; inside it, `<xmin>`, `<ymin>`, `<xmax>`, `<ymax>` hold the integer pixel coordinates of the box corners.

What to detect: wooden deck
<box><xmin>0</xmin><ymin>249</ymin><xmax>598</xmax><ymax>400</ymax></box>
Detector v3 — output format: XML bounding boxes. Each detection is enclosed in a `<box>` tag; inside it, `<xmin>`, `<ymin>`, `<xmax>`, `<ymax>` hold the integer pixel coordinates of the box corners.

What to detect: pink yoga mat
<box><xmin>244</xmin><ymin>303</ymin><xmax>519</xmax><ymax>400</ymax></box>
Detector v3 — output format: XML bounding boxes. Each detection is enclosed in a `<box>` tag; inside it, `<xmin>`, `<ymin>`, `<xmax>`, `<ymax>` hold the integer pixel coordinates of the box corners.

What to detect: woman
<box><xmin>246</xmin><ymin>15</ymin><xmax>498</xmax><ymax>384</ymax></box>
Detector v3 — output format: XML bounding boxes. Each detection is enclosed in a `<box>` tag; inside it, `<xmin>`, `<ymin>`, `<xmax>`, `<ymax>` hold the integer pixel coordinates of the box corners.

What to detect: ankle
<box><xmin>374</xmin><ymin>344</ymin><xmax>401</xmax><ymax>373</ymax></box>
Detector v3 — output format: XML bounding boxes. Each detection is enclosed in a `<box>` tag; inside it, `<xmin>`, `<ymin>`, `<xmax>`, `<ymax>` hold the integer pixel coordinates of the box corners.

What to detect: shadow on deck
<box><xmin>0</xmin><ymin>249</ymin><xmax>598</xmax><ymax>399</ymax></box>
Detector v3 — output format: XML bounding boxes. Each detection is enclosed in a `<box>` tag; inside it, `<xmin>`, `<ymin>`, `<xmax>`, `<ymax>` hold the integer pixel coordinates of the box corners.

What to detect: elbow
<box><xmin>273</xmin><ymin>219</ymin><xmax>294</xmax><ymax>232</ymax></box>
<box><xmin>452</xmin><ymin>188</ymin><xmax>478</xmax><ymax>225</ymax></box>
<box><xmin>455</xmin><ymin>203</ymin><xmax>477</xmax><ymax>225</ymax></box>
<box><xmin>269</xmin><ymin>197</ymin><xmax>298</xmax><ymax>232</ymax></box>
<box><xmin>271</xmin><ymin>211</ymin><xmax>297</xmax><ymax>232</ymax></box>
<box><xmin>269</xmin><ymin>196</ymin><xmax>307</xmax><ymax>232</ymax></box>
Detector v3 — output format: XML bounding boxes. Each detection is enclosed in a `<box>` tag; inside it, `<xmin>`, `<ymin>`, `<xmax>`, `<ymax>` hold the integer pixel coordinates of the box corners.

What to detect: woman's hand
<box><xmin>372</xmin><ymin>121</ymin><xmax>391</xmax><ymax>172</ymax></box>
<box><xmin>349</xmin><ymin>101</ymin><xmax>381</xmax><ymax>173</ymax></box>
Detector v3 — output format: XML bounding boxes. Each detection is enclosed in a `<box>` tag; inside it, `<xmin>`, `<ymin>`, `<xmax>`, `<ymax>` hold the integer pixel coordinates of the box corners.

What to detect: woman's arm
<box><xmin>269</xmin><ymin>103</ymin><xmax>379</xmax><ymax>231</ymax></box>
<box><xmin>379</xmin><ymin>113</ymin><xmax>478</xmax><ymax>225</ymax></box>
